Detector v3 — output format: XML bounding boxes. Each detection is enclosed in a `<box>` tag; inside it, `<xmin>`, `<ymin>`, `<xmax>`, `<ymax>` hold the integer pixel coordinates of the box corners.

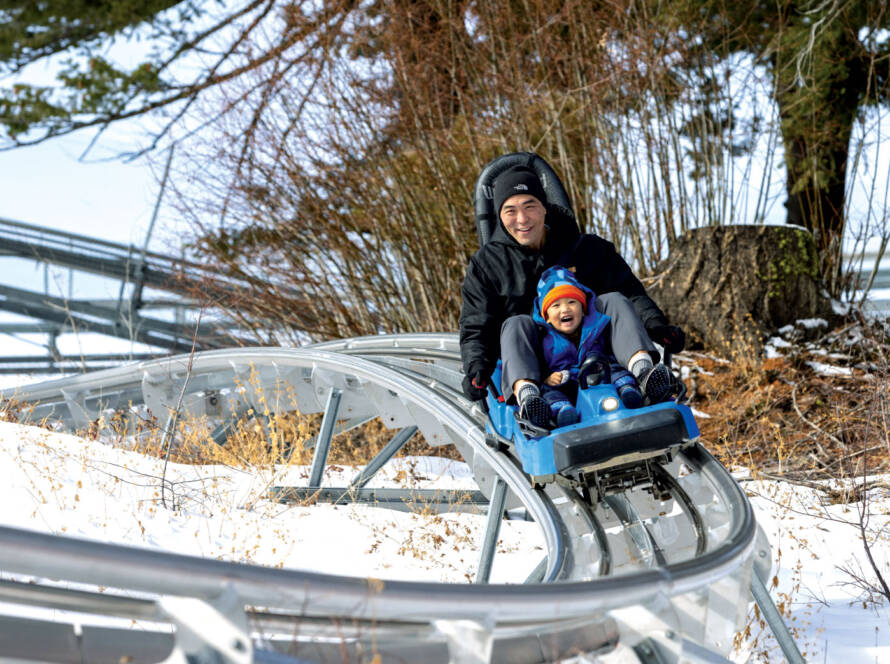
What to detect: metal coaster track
<box><xmin>0</xmin><ymin>217</ymin><xmax>266</xmax><ymax>363</ymax></box>
<box><xmin>0</xmin><ymin>334</ymin><xmax>798</xmax><ymax>663</ymax></box>
<box><xmin>0</xmin><ymin>216</ymin><xmax>232</xmax><ymax>300</ymax></box>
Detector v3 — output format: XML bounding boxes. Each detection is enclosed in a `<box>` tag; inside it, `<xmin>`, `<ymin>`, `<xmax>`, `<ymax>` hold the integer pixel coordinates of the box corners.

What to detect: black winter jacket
<box><xmin>459</xmin><ymin>207</ymin><xmax>669</xmax><ymax>376</ymax></box>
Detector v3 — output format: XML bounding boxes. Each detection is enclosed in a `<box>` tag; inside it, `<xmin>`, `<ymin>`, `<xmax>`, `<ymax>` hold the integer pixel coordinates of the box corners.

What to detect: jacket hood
<box><xmin>533</xmin><ymin>266</ymin><xmax>596</xmax><ymax>325</ymax></box>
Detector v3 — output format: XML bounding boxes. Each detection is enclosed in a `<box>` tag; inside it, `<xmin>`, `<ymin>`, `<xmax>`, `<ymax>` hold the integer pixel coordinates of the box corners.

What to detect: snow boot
<box><xmin>612</xmin><ymin>364</ymin><xmax>643</xmax><ymax>408</ymax></box>
<box><xmin>517</xmin><ymin>394</ymin><xmax>551</xmax><ymax>433</ymax></box>
<box><xmin>555</xmin><ymin>404</ymin><xmax>581</xmax><ymax>427</ymax></box>
<box><xmin>639</xmin><ymin>363</ymin><xmax>673</xmax><ymax>405</ymax></box>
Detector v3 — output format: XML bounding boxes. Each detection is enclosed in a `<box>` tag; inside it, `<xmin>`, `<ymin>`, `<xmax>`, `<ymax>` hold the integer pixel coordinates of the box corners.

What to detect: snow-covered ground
<box><xmin>741</xmin><ymin>478</ymin><xmax>890</xmax><ymax>662</ymax></box>
<box><xmin>0</xmin><ymin>420</ymin><xmax>888</xmax><ymax>662</ymax></box>
<box><xmin>0</xmin><ymin>421</ymin><xmax>542</xmax><ymax>584</ymax></box>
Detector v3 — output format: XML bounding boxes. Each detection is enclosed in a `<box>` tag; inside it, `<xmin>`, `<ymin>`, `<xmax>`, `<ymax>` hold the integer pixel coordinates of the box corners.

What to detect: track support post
<box><xmin>159</xmin><ymin>585</ymin><xmax>251</xmax><ymax>664</ymax></box>
<box><xmin>350</xmin><ymin>425</ymin><xmax>418</xmax><ymax>489</ymax></box>
<box><xmin>750</xmin><ymin>571</ymin><xmax>804</xmax><ymax>663</ymax></box>
<box><xmin>308</xmin><ymin>387</ymin><xmax>343</xmax><ymax>487</ymax></box>
<box><xmin>475</xmin><ymin>477</ymin><xmax>507</xmax><ymax>584</ymax></box>
<box><xmin>434</xmin><ymin>618</ymin><xmax>495</xmax><ymax>664</ymax></box>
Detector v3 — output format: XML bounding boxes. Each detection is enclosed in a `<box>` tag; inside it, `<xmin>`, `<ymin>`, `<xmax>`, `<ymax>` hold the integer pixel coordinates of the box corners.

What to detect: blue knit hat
<box><xmin>533</xmin><ymin>266</ymin><xmax>595</xmax><ymax>322</ymax></box>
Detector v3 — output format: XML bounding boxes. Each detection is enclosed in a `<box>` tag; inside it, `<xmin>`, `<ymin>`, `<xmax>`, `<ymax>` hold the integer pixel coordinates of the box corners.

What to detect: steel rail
<box><xmin>0</xmin><ymin>349</ymin><xmax>755</xmax><ymax>597</ymax></box>
<box><xmin>0</xmin><ymin>216</ymin><xmax>247</xmax><ymax>295</ymax></box>
<box><xmin>1</xmin><ymin>346</ymin><xmax>568</xmax><ymax>588</ymax></box>
<box><xmin>296</xmin><ymin>342</ymin><xmax>717</xmax><ymax>589</ymax></box>
<box><xmin>0</xmin><ymin>578</ymin><xmax>622</xmax><ymax>664</ymax></box>
<box><xmin>0</xmin><ymin>575</ymin><xmax>614</xmax><ymax>642</ymax></box>
<box><xmin>0</xmin><ymin>470</ymin><xmax>751</xmax><ymax>621</ymax></box>
<box><xmin>0</xmin><ymin>337</ymin><xmax>762</xmax><ymax>661</ymax></box>
<box><xmin>0</xmin><ymin>448</ymin><xmax>754</xmax><ymax>622</ymax></box>
<box><xmin>0</xmin><ymin>217</ymin><xmax>300</xmax><ymax>356</ymax></box>
<box><xmin>0</xmin><ymin>334</ymin><xmax>463</xmax><ymax>405</ymax></box>
<box><xmin>654</xmin><ymin>462</ymin><xmax>708</xmax><ymax>557</ymax></box>
<box><xmin>307</xmin><ymin>338</ymin><xmax>723</xmax><ymax>586</ymax></box>
<box><xmin>558</xmin><ymin>484</ymin><xmax>612</xmax><ymax>577</ymax></box>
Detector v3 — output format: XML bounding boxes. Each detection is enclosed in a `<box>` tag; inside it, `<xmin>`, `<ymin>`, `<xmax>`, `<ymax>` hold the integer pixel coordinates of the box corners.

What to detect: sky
<box><xmin>0</xmin><ymin>132</ymin><xmax>166</xmax><ymax>248</ymax></box>
<box><xmin>0</xmin><ymin>24</ymin><xmax>168</xmax><ymax>249</ymax></box>
<box><xmin>0</xmin><ymin>24</ymin><xmax>186</xmax><ymax>368</ymax></box>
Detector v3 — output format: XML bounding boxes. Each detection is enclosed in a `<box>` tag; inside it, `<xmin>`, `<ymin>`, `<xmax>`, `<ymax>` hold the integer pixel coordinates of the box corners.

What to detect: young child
<box><xmin>514</xmin><ymin>266</ymin><xmax>671</xmax><ymax>429</ymax></box>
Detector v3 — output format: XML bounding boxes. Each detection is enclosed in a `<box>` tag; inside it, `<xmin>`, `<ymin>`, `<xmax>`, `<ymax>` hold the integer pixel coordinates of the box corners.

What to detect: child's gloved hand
<box><xmin>545</xmin><ymin>370</ymin><xmax>568</xmax><ymax>386</ymax></box>
<box><xmin>462</xmin><ymin>368</ymin><xmax>490</xmax><ymax>401</ymax></box>
<box><xmin>649</xmin><ymin>324</ymin><xmax>686</xmax><ymax>353</ymax></box>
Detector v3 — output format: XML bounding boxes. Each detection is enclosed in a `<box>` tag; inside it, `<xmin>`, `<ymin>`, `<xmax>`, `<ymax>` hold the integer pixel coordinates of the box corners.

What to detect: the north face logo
<box><xmin>513</xmin><ymin>184</ymin><xmax>528</xmax><ymax>191</ymax></box>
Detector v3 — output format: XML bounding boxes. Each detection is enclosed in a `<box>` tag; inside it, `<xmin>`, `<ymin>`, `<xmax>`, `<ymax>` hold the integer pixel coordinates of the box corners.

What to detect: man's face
<box><xmin>499</xmin><ymin>194</ymin><xmax>546</xmax><ymax>249</ymax></box>
<box><xmin>545</xmin><ymin>297</ymin><xmax>584</xmax><ymax>335</ymax></box>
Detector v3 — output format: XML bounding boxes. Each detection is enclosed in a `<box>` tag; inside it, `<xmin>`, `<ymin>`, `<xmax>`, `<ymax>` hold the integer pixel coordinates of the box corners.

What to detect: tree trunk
<box><xmin>782</xmin><ymin>134</ymin><xmax>850</xmax><ymax>290</ymax></box>
<box><xmin>772</xmin><ymin>19</ymin><xmax>867</xmax><ymax>292</ymax></box>
<box><xmin>647</xmin><ymin>225</ymin><xmax>833</xmax><ymax>358</ymax></box>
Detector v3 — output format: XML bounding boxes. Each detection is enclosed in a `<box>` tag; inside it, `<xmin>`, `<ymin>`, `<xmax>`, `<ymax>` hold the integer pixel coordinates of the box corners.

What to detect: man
<box><xmin>459</xmin><ymin>164</ymin><xmax>685</xmax><ymax>426</ymax></box>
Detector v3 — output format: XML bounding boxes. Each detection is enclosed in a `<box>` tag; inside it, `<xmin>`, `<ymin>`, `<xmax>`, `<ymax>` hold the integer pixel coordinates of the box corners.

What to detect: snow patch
<box><xmin>796</xmin><ymin>318</ymin><xmax>828</xmax><ymax>330</ymax></box>
<box><xmin>805</xmin><ymin>361</ymin><xmax>853</xmax><ymax>377</ymax></box>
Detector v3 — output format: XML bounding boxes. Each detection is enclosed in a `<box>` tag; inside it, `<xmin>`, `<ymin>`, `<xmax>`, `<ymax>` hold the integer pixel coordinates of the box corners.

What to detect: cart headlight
<box><xmin>601</xmin><ymin>396</ymin><xmax>620</xmax><ymax>412</ymax></box>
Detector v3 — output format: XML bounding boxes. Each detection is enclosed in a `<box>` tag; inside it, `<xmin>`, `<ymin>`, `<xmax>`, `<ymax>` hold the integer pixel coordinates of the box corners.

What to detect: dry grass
<box><xmin>681</xmin><ymin>316</ymin><xmax>890</xmax><ymax>483</ymax></box>
<box><xmin>101</xmin><ymin>409</ymin><xmax>459</xmax><ymax>473</ymax></box>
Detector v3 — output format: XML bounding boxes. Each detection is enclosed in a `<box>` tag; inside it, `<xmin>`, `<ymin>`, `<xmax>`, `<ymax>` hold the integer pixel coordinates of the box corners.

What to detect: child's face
<box><xmin>545</xmin><ymin>297</ymin><xmax>583</xmax><ymax>334</ymax></box>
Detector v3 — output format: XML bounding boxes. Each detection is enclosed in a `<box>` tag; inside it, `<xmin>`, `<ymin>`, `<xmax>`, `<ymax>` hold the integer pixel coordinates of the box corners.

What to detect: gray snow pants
<box><xmin>499</xmin><ymin>291</ymin><xmax>659</xmax><ymax>401</ymax></box>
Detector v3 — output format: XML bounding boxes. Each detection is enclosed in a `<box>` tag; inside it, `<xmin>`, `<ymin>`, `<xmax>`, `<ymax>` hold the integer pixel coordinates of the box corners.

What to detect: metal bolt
<box><xmin>231</xmin><ymin>639</ymin><xmax>246</xmax><ymax>652</ymax></box>
<box><xmin>759</xmin><ymin>550</ymin><xmax>768</xmax><ymax>558</ymax></box>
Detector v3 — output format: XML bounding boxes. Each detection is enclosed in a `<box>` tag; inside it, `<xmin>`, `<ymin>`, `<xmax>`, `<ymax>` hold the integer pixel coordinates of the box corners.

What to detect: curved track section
<box><xmin>0</xmin><ymin>334</ymin><xmax>763</xmax><ymax>663</ymax></box>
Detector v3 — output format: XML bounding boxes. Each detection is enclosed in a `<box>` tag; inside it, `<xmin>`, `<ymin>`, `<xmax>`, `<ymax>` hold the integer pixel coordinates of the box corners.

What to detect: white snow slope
<box><xmin>0</xmin><ymin>420</ymin><xmax>888</xmax><ymax>663</ymax></box>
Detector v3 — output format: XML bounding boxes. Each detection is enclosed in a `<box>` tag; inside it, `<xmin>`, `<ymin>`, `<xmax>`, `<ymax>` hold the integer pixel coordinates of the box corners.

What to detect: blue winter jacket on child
<box><xmin>532</xmin><ymin>266</ymin><xmax>609</xmax><ymax>381</ymax></box>
<box><xmin>532</xmin><ymin>266</ymin><xmax>639</xmax><ymax>405</ymax></box>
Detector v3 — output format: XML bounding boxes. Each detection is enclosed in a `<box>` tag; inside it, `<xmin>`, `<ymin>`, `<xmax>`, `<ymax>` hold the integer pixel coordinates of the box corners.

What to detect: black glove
<box><xmin>462</xmin><ymin>368</ymin><xmax>490</xmax><ymax>401</ymax></box>
<box><xmin>649</xmin><ymin>324</ymin><xmax>686</xmax><ymax>354</ymax></box>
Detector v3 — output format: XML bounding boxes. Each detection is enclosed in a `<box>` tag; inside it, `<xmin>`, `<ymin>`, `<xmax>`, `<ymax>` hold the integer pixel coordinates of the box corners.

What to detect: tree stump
<box><xmin>646</xmin><ymin>225</ymin><xmax>833</xmax><ymax>357</ymax></box>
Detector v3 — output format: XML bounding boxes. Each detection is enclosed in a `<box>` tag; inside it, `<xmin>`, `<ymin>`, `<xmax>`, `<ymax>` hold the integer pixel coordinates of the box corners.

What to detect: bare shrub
<box><xmin>162</xmin><ymin>1</ymin><xmax>796</xmax><ymax>342</ymax></box>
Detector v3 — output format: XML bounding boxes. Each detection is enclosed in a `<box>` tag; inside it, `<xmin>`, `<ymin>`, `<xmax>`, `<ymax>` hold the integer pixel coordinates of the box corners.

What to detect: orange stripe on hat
<box><xmin>541</xmin><ymin>284</ymin><xmax>587</xmax><ymax>317</ymax></box>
